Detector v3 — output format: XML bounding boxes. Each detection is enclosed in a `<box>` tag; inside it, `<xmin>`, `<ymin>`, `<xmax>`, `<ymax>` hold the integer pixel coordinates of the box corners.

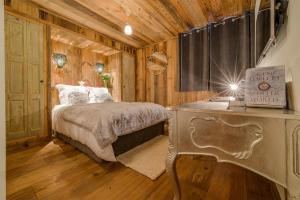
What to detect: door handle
<box><xmin>40</xmin><ymin>80</ymin><xmax>44</xmax><ymax>83</ymax></box>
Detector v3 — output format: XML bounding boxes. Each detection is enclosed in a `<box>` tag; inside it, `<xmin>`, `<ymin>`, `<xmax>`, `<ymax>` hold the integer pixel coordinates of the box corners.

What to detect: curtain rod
<box><xmin>182</xmin><ymin>7</ymin><xmax>271</xmax><ymax>34</ymax></box>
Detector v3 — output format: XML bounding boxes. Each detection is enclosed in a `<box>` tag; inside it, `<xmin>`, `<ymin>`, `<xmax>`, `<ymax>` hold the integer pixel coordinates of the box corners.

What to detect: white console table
<box><xmin>166</xmin><ymin>102</ymin><xmax>300</xmax><ymax>200</ymax></box>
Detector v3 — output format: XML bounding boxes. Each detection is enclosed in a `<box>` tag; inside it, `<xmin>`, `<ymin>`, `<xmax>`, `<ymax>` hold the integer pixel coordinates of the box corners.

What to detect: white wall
<box><xmin>258</xmin><ymin>0</ymin><xmax>300</xmax><ymax>111</ymax></box>
<box><xmin>0</xmin><ymin>1</ymin><xmax>5</xmax><ymax>199</ymax></box>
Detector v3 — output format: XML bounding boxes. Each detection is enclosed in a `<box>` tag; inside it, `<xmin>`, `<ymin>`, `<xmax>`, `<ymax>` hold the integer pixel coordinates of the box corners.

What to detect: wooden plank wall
<box><xmin>81</xmin><ymin>49</ymin><xmax>105</xmax><ymax>87</ymax></box>
<box><xmin>51</xmin><ymin>40</ymin><xmax>108</xmax><ymax>107</ymax></box>
<box><xmin>121</xmin><ymin>53</ymin><xmax>136</xmax><ymax>102</ymax></box>
<box><xmin>107</xmin><ymin>53</ymin><xmax>122</xmax><ymax>102</ymax></box>
<box><xmin>136</xmin><ymin>38</ymin><xmax>216</xmax><ymax>107</ymax></box>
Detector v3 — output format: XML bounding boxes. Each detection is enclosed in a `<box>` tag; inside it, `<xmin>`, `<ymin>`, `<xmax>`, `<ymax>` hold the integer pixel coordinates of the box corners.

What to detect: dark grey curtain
<box><xmin>179</xmin><ymin>28</ymin><xmax>209</xmax><ymax>91</ymax></box>
<box><xmin>210</xmin><ymin>15</ymin><xmax>251</xmax><ymax>92</ymax></box>
<box><xmin>179</xmin><ymin>9</ymin><xmax>270</xmax><ymax>92</ymax></box>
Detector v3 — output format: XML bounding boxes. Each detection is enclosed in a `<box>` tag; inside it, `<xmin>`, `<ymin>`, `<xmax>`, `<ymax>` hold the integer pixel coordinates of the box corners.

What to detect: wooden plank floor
<box><xmin>6</xmin><ymin>139</ymin><xmax>281</xmax><ymax>200</ymax></box>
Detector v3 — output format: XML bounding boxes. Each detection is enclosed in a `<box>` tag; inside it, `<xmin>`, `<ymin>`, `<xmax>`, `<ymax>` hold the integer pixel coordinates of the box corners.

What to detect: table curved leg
<box><xmin>166</xmin><ymin>148</ymin><xmax>180</xmax><ymax>200</ymax></box>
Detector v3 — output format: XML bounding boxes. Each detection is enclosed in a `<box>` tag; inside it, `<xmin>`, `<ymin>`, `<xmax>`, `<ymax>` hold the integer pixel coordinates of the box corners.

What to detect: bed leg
<box><xmin>51</xmin><ymin>130</ymin><xmax>57</xmax><ymax>137</ymax></box>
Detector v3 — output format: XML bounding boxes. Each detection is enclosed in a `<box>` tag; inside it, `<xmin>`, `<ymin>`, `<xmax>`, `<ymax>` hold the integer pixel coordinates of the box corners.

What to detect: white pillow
<box><xmin>88</xmin><ymin>87</ymin><xmax>113</xmax><ymax>103</ymax></box>
<box><xmin>56</xmin><ymin>84</ymin><xmax>89</xmax><ymax>105</ymax></box>
<box><xmin>68</xmin><ymin>92</ymin><xmax>89</xmax><ymax>105</ymax></box>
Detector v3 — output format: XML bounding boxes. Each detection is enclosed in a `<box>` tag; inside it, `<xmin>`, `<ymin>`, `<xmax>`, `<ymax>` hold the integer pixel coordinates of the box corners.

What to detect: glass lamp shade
<box><xmin>124</xmin><ymin>24</ymin><xmax>133</xmax><ymax>35</ymax></box>
<box><xmin>53</xmin><ymin>53</ymin><xmax>67</xmax><ymax>69</ymax></box>
<box><xmin>96</xmin><ymin>63</ymin><xmax>104</xmax><ymax>74</ymax></box>
<box><xmin>229</xmin><ymin>83</ymin><xmax>239</xmax><ymax>91</ymax></box>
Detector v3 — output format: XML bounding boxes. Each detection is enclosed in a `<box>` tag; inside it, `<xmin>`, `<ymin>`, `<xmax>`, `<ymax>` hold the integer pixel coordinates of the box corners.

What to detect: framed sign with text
<box><xmin>245</xmin><ymin>66</ymin><xmax>286</xmax><ymax>108</ymax></box>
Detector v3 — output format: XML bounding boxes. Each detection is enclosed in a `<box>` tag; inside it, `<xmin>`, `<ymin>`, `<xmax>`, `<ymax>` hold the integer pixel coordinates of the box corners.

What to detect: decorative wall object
<box><xmin>146</xmin><ymin>52</ymin><xmax>168</xmax><ymax>76</ymax></box>
<box><xmin>52</xmin><ymin>53</ymin><xmax>68</xmax><ymax>69</ymax></box>
<box><xmin>245</xmin><ymin>65</ymin><xmax>286</xmax><ymax>108</ymax></box>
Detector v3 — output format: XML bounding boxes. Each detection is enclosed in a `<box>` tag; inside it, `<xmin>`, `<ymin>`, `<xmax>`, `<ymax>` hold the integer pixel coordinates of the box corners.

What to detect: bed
<box><xmin>52</xmin><ymin>84</ymin><xmax>169</xmax><ymax>162</ymax></box>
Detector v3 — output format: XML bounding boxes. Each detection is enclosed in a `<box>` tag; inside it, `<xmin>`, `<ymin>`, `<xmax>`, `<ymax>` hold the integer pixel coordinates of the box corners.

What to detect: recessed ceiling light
<box><xmin>124</xmin><ymin>24</ymin><xmax>133</xmax><ymax>35</ymax></box>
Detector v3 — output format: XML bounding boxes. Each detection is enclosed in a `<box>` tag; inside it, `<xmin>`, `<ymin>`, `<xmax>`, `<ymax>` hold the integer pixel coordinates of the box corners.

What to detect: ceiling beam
<box><xmin>134</xmin><ymin>0</ymin><xmax>180</xmax><ymax>36</ymax></box>
<box><xmin>39</xmin><ymin>10</ymin><xmax>136</xmax><ymax>54</ymax></box>
<box><xmin>197</xmin><ymin>0</ymin><xmax>216</xmax><ymax>22</ymax></box>
<box><xmin>168</xmin><ymin>0</ymin><xmax>195</xmax><ymax>29</ymax></box>
<box><xmin>30</xmin><ymin>0</ymin><xmax>143</xmax><ymax>48</ymax></box>
<box><xmin>176</xmin><ymin>0</ymin><xmax>208</xmax><ymax>27</ymax></box>
<box><xmin>5</xmin><ymin>0</ymin><xmax>136</xmax><ymax>54</ymax></box>
<box><xmin>157</xmin><ymin>0</ymin><xmax>193</xmax><ymax>30</ymax></box>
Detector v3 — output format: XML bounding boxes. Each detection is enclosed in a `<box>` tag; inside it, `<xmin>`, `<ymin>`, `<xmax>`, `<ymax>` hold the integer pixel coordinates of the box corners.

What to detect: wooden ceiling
<box><xmin>31</xmin><ymin>0</ymin><xmax>270</xmax><ymax>48</ymax></box>
<box><xmin>51</xmin><ymin>27</ymin><xmax>119</xmax><ymax>56</ymax></box>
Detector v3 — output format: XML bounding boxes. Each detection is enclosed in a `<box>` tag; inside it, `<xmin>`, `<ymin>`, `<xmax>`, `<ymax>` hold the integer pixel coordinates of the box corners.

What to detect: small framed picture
<box><xmin>245</xmin><ymin>66</ymin><xmax>286</xmax><ymax>108</ymax></box>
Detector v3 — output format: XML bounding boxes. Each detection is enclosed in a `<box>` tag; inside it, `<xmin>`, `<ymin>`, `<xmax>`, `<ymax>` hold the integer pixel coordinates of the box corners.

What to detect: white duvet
<box><xmin>52</xmin><ymin>102</ymin><xmax>168</xmax><ymax>161</ymax></box>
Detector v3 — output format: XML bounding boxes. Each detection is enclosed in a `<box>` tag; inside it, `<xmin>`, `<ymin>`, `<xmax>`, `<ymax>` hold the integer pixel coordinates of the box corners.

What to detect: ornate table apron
<box><xmin>166</xmin><ymin>108</ymin><xmax>300</xmax><ymax>200</ymax></box>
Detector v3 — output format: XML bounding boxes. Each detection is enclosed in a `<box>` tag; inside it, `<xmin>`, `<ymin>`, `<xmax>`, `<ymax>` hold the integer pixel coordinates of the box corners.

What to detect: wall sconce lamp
<box><xmin>95</xmin><ymin>63</ymin><xmax>105</xmax><ymax>74</ymax></box>
<box><xmin>52</xmin><ymin>53</ymin><xmax>67</xmax><ymax>69</ymax></box>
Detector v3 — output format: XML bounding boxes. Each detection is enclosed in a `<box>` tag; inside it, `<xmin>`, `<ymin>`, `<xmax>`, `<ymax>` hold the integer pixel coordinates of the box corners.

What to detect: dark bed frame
<box><xmin>55</xmin><ymin>121</ymin><xmax>165</xmax><ymax>163</ymax></box>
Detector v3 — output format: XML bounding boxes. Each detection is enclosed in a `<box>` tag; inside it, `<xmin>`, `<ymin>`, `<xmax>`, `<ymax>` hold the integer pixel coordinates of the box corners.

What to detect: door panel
<box><xmin>7</xmin><ymin>61</ymin><xmax>25</xmax><ymax>96</ymax></box>
<box><xmin>28</xmin><ymin>63</ymin><xmax>40</xmax><ymax>94</ymax></box>
<box><xmin>5</xmin><ymin>15</ymin><xmax>27</xmax><ymax>140</ymax></box>
<box><xmin>26</xmin><ymin>22</ymin><xmax>44</xmax><ymax>136</ymax></box>
<box><xmin>30</xmin><ymin>99</ymin><xmax>41</xmax><ymax>130</ymax></box>
<box><xmin>27</xmin><ymin>23</ymin><xmax>41</xmax><ymax>64</ymax></box>
<box><xmin>8</xmin><ymin>101</ymin><xmax>26</xmax><ymax>139</ymax></box>
<box><xmin>6</xmin><ymin>16</ymin><xmax>25</xmax><ymax>62</ymax></box>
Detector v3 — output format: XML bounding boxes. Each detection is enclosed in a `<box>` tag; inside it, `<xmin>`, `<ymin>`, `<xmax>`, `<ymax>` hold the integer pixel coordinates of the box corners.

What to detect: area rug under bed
<box><xmin>116</xmin><ymin>135</ymin><xmax>169</xmax><ymax>180</ymax></box>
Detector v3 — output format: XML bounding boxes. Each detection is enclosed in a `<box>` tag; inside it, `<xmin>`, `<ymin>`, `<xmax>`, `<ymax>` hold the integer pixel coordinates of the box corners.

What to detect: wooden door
<box><xmin>5</xmin><ymin>14</ymin><xmax>45</xmax><ymax>140</ymax></box>
<box><xmin>26</xmin><ymin>22</ymin><xmax>45</xmax><ymax>136</ymax></box>
<box><xmin>5</xmin><ymin>15</ymin><xmax>28</xmax><ymax>140</ymax></box>
<box><xmin>121</xmin><ymin>53</ymin><xmax>136</xmax><ymax>102</ymax></box>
